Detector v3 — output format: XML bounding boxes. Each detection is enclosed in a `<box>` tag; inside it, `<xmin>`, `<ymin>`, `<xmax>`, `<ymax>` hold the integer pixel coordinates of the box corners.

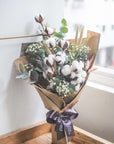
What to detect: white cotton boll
<box><xmin>77</xmin><ymin>67</ymin><xmax>82</xmax><ymax>73</ymax></box>
<box><xmin>48</xmin><ymin>54</ymin><xmax>55</xmax><ymax>65</ymax></box>
<box><xmin>44</xmin><ymin>54</ymin><xmax>55</xmax><ymax>67</ymax></box>
<box><xmin>46</xmin><ymin>38</ymin><xmax>56</xmax><ymax>48</ymax></box>
<box><xmin>81</xmin><ymin>71</ymin><xmax>87</xmax><ymax>78</ymax></box>
<box><xmin>70</xmin><ymin>72</ymin><xmax>77</xmax><ymax>79</ymax></box>
<box><xmin>76</xmin><ymin>73</ymin><xmax>81</xmax><ymax>78</ymax></box>
<box><xmin>45</xmin><ymin>27</ymin><xmax>54</xmax><ymax>35</ymax></box>
<box><xmin>55</xmin><ymin>51</ymin><xmax>66</xmax><ymax>65</ymax></box>
<box><xmin>82</xmin><ymin>78</ymin><xmax>85</xmax><ymax>82</ymax></box>
<box><xmin>76</xmin><ymin>77</ymin><xmax>83</xmax><ymax>84</ymax></box>
<box><xmin>79</xmin><ymin>61</ymin><xmax>84</xmax><ymax>68</ymax></box>
<box><xmin>61</xmin><ymin>65</ymin><xmax>71</xmax><ymax>76</ymax></box>
<box><xmin>75</xmin><ymin>84</ymin><xmax>80</xmax><ymax>91</ymax></box>
<box><xmin>71</xmin><ymin>60</ymin><xmax>79</xmax><ymax>71</ymax></box>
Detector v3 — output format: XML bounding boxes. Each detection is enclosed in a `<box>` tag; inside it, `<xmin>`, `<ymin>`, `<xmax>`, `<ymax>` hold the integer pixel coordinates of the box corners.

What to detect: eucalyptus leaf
<box><xmin>60</xmin><ymin>27</ymin><xmax>68</xmax><ymax>33</ymax></box>
<box><xmin>54</xmin><ymin>32</ymin><xmax>64</xmax><ymax>39</ymax></box>
<box><xmin>35</xmin><ymin>67</ymin><xmax>43</xmax><ymax>73</ymax></box>
<box><xmin>69</xmin><ymin>84</ymin><xmax>75</xmax><ymax>90</ymax></box>
<box><xmin>16</xmin><ymin>72</ymin><xmax>30</xmax><ymax>80</ymax></box>
<box><xmin>61</xmin><ymin>18</ymin><xmax>67</xmax><ymax>26</ymax></box>
<box><xmin>69</xmin><ymin>87</ymin><xmax>74</xmax><ymax>93</ymax></box>
<box><xmin>30</xmin><ymin>70</ymin><xmax>39</xmax><ymax>81</ymax></box>
<box><xmin>28</xmin><ymin>81</ymin><xmax>36</xmax><ymax>84</ymax></box>
<box><xmin>19</xmin><ymin>64</ymin><xmax>25</xmax><ymax>73</ymax></box>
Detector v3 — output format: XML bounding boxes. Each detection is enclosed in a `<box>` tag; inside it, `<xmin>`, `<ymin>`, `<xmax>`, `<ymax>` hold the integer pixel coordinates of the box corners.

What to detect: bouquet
<box><xmin>15</xmin><ymin>14</ymin><xmax>100</xmax><ymax>113</ymax></box>
<box><xmin>14</xmin><ymin>14</ymin><xmax>100</xmax><ymax>144</ymax></box>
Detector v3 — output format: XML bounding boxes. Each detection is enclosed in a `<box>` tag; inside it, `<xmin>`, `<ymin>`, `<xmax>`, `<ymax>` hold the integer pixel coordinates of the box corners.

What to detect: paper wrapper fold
<box><xmin>14</xmin><ymin>31</ymin><xmax>100</xmax><ymax>113</ymax></box>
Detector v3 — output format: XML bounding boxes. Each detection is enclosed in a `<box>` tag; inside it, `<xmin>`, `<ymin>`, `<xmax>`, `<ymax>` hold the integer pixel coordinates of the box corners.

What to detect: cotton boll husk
<box><xmin>75</xmin><ymin>84</ymin><xmax>80</xmax><ymax>91</ymax></box>
<box><xmin>71</xmin><ymin>60</ymin><xmax>79</xmax><ymax>71</ymax></box>
<box><xmin>35</xmin><ymin>13</ymin><xmax>44</xmax><ymax>23</ymax></box>
<box><xmin>59</xmin><ymin>39</ymin><xmax>69</xmax><ymax>50</ymax></box>
<box><xmin>61</xmin><ymin>65</ymin><xmax>71</xmax><ymax>76</ymax></box>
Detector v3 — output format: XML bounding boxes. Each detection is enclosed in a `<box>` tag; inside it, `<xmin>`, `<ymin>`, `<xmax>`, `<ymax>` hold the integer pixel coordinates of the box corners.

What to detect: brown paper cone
<box><xmin>14</xmin><ymin>30</ymin><xmax>100</xmax><ymax>113</ymax></box>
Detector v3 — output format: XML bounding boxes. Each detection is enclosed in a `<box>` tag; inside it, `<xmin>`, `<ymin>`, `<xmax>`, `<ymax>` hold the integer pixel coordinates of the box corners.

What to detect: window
<box><xmin>64</xmin><ymin>0</ymin><xmax>114</xmax><ymax>69</ymax></box>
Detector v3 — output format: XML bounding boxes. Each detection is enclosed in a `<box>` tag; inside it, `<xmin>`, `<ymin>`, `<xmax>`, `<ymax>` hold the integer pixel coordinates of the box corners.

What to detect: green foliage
<box><xmin>60</xmin><ymin>27</ymin><xmax>68</xmax><ymax>33</ymax></box>
<box><xmin>61</xmin><ymin>18</ymin><xmax>67</xmax><ymax>26</ymax></box>
<box><xmin>19</xmin><ymin>64</ymin><xmax>25</xmax><ymax>73</ymax></box>
<box><xmin>54</xmin><ymin>32</ymin><xmax>64</xmax><ymax>39</ymax></box>
<box><xmin>30</xmin><ymin>70</ymin><xmax>39</xmax><ymax>81</ymax></box>
<box><xmin>69</xmin><ymin>44</ymin><xmax>73</xmax><ymax>50</ymax></box>
<box><xmin>16</xmin><ymin>72</ymin><xmax>29</xmax><ymax>80</ymax></box>
<box><xmin>35</xmin><ymin>67</ymin><xmax>43</xmax><ymax>73</ymax></box>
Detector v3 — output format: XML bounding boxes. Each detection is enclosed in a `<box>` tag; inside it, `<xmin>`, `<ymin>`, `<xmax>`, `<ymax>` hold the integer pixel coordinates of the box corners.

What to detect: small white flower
<box><xmin>59</xmin><ymin>39</ymin><xmax>69</xmax><ymax>50</ymax></box>
<box><xmin>35</xmin><ymin>13</ymin><xmax>44</xmax><ymax>23</ymax></box>
<box><xmin>55</xmin><ymin>51</ymin><xmax>66</xmax><ymax>65</ymax></box>
<box><xmin>61</xmin><ymin>65</ymin><xmax>71</xmax><ymax>76</ymax></box>
<box><xmin>45</xmin><ymin>27</ymin><xmax>54</xmax><ymax>35</ymax></box>
<box><xmin>46</xmin><ymin>38</ymin><xmax>56</xmax><ymax>48</ymax></box>
<box><xmin>75</xmin><ymin>84</ymin><xmax>80</xmax><ymax>91</ymax></box>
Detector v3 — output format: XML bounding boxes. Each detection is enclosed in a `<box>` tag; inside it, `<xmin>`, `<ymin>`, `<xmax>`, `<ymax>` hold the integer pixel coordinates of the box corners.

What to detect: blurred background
<box><xmin>64</xmin><ymin>0</ymin><xmax>114</xmax><ymax>69</ymax></box>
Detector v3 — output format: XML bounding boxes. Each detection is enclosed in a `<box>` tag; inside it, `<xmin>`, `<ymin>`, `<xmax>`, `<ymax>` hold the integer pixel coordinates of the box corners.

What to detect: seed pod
<box><xmin>58</xmin><ymin>39</ymin><xmax>69</xmax><ymax>50</ymax></box>
<box><xmin>35</xmin><ymin>13</ymin><xmax>44</xmax><ymax>23</ymax></box>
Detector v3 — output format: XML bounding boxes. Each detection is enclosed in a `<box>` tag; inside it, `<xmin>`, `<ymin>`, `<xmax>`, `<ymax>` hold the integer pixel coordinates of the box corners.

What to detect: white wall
<box><xmin>0</xmin><ymin>0</ymin><xmax>64</xmax><ymax>135</ymax></box>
